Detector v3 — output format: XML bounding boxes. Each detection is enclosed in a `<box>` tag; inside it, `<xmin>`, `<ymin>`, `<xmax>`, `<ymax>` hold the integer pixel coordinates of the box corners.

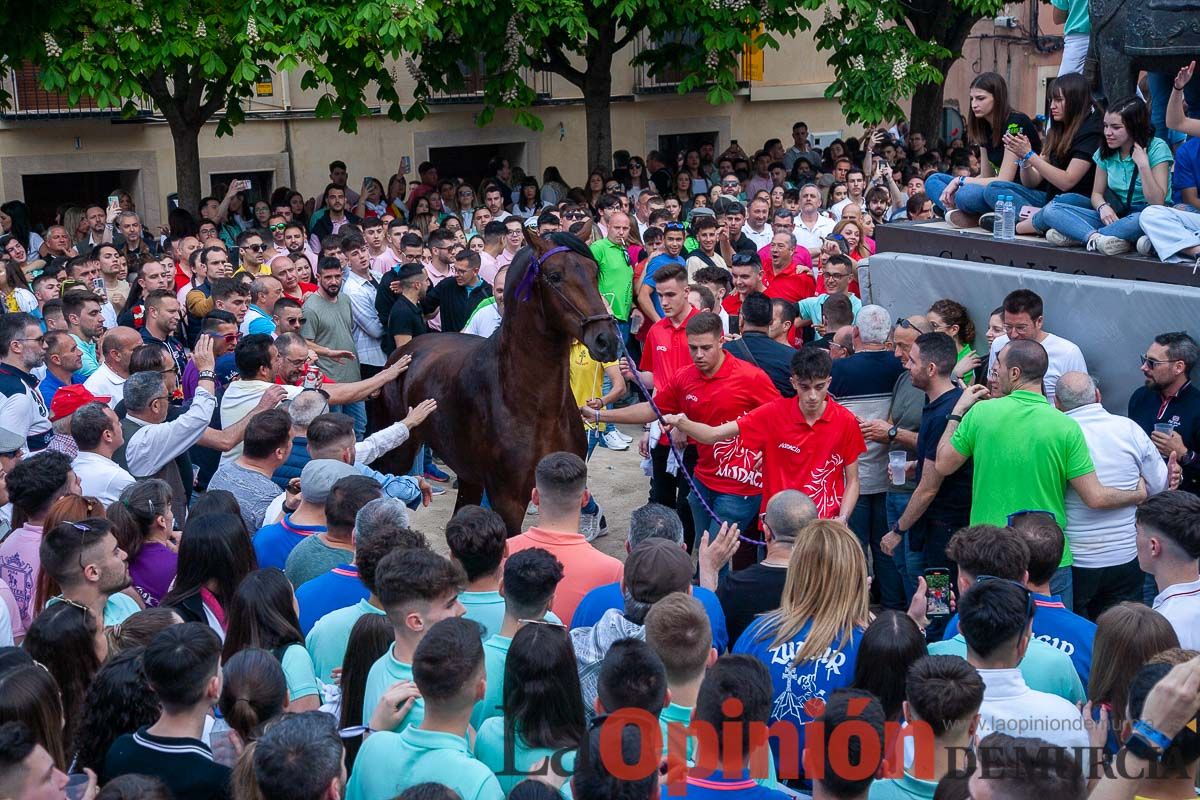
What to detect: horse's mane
<box><xmin>506</xmin><ymin>231</ymin><xmax>597</xmax><ymax>299</ymax></box>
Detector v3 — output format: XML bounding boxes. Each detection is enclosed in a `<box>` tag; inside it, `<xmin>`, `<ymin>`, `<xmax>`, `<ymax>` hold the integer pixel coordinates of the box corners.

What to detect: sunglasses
<box><xmin>1006</xmin><ymin>509</ymin><xmax>1056</xmax><ymax>526</ymax></box>
<box><xmin>270</xmin><ymin>223</ymin><xmax>287</xmax><ymax>232</ymax></box>
<box><xmin>663</xmin><ymin>222</ymin><xmax>685</xmax><ymax>231</ymax></box>
<box><xmin>731</xmin><ymin>254</ymin><xmax>759</xmax><ymax>266</ymax></box>
<box><xmin>975</xmin><ymin>574</ymin><xmax>1036</xmax><ymax>620</ymax></box>
<box><xmin>518</xmin><ymin>618</ymin><xmax>566</xmax><ymax>629</ymax></box>
<box><xmin>563</xmin><ymin>212</ymin><xmax>588</xmax><ymax>220</ymax></box>
<box><xmin>1140</xmin><ymin>354</ymin><xmax>1180</xmax><ymax>368</ymax></box>
<box><xmin>896</xmin><ymin>318</ymin><xmax>929</xmax><ymax>333</ymax></box>
<box><xmin>241</xmin><ymin>243</ymin><xmax>266</xmax><ymax>252</ymax></box>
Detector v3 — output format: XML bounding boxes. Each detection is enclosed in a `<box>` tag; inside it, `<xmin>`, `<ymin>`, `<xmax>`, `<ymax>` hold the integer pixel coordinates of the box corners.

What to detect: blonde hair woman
<box><xmin>732</xmin><ymin>520</ymin><xmax>868</xmax><ymax>772</ymax></box>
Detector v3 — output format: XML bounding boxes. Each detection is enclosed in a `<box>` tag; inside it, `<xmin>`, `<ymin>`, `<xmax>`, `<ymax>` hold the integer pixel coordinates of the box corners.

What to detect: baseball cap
<box><xmin>0</xmin><ymin>427</ymin><xmax>24</xmax><ymax>454</ymax></box>
<box><xmin>686</xmin><ymin>206</ymin><xmax>716</xmax><ymax>221</ymax></box>
<box><xmin>622</xmin><ymin>539</ymin><xmax>693</xmax><ymax>606</ymax></box>
<box><xmin>50</xmin><ymin>385</ymin><xmax>111</xmax><ymax>422</ymax></box>
<box><xmin>300</xmin><ymin>459</ymin><xmax>359</xmax><ymax>504</ymax></box>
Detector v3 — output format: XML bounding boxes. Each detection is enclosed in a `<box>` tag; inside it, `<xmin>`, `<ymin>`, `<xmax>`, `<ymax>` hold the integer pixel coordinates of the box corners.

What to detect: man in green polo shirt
<box><xmin>589</xmin><ymin>211</ymin><xmax>634</xmax><ymax>340</ymax></box>
<box><xmin>346</xmin><ymin>617</ymin><xmax>503</xmax><ymax>800</ymax></box>
<box><xmin>360</xmin><ymin>548</ymin><xmax>465</xmax><ymax>731</ymax></box>
<box><xmin>935</xmin><ymin>338</ymin><xmax>1147</xmax><ymax>600</ymax></box>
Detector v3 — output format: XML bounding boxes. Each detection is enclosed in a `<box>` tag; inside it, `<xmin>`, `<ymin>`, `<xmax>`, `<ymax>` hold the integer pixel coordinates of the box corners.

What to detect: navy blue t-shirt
<box><xmin>1129</xmin><ymin>381</ymin><xmax>1200</xmax><ymax>496</ymax></box>
<box><xmin>829</xmin><ymin>350</ymin><xmax>906</xmax><ymax>400</ymax></box>
<box><xmin>915</xmin><ymin>387</ymin><xmax>973</xmax><ymax>522</ymax></box>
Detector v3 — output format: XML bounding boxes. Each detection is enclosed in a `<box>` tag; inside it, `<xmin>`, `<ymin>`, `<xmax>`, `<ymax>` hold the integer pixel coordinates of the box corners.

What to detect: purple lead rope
<box><xmin>614</xmin><ymin>336</ymin><xmax>768</xmax><ymax>547</ymax></box>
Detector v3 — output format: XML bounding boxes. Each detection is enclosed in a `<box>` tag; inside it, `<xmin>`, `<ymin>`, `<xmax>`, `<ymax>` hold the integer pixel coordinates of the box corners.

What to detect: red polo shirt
<box><xmin>640</xmin><ymin>307</ymin><xmax>698</xmax><ymax>385</ymax></box>
<box><xmin>655</xmin><ymin>354</ymin><xmax>780</xmax><ymax>495</ymax></box>
<box><xmin>737</xmin><ymin>396</ymin><xmax>866</xmax><ymax>515</ymax></box>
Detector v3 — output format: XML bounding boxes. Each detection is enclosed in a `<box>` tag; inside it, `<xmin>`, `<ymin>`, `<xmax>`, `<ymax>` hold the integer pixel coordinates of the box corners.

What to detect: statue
<box><xmin>1087</xmin><ymin>0</ymin><xmax>1200</xmax><ymax>103</ymax></box>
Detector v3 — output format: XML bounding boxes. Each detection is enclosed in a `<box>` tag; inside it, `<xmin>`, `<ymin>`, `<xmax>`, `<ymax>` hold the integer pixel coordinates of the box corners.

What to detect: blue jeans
<box><xmin>1038</xmin><ymin>193</ymin><xmax>1146</xmax><ymax>242</ymax></box>
<box><xmin>982</xmin><ymin>181</ymin><xmax>1049</xmax><ymax>213</ymax></box>
<box><xmin>687</xmin><ymin>480</ymin><xmax>761</xmax><ymax>549</ymax></box>
<box><xmin>849</xmin><ymin>492</ymin><xmax>905</xmax><ymax>610</ymax></box>
<box><xmin>1050</xmin><ymin>565</ymin><xmax>1074</xmax><ymax>611</ymax></box>
<box><xmin>924</xmin><ymin>173</ymin><xmax>989</xmax><ymax>215</ymax></box>
<box><xmin>885</xmin><ymin>492</ymin><xmax>924</xmax><ymax>602</ymax></box>
<box><xmin>333</xmin><ymin>402</ymin><xmax>366</xmax><ymax>440</ymax></box>
<box><xmin>1030</xmin><ymin>191</ymin><xmax>1090</xmax><ymax>232</ymax></box>
<box><xmin>1148</xmin><ymin>71</ymin><xmax>1200</xmax><ymax>145</ymax></box>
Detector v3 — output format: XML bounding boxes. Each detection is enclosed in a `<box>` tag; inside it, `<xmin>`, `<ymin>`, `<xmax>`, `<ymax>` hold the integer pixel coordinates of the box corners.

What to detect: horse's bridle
<box><xmin>516</xmin><ymin>244</ymin><xmax>616</xmax><ymax>333</ymax></box>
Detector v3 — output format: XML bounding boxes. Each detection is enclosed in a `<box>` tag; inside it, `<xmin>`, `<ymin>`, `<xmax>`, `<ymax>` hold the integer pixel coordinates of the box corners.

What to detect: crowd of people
<box><xmin>0</xmin><ymin>102</ymin><xmax>1199</xmax><ymax>800</ymax></box>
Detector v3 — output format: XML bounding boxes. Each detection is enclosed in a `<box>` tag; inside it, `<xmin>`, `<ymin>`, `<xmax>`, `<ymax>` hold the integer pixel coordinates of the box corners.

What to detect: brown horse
<box><xmin>371</xmin><ymin>225</ymin><xmax>620</xmax><ymax>533</ymax></box>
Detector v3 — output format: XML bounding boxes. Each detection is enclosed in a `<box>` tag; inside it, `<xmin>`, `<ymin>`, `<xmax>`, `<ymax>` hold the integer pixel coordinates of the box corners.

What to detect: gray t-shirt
<box><xmin>208</xmin><ymin>461</ymin><xmax>280</xmax><ymax>532</ymax></box>
<box><xmin>888</xmin><ymin>372</ymin><xmax>926</xmax><ymax>494</ymax></box>
<box><xmin>284</xmin><ymin>535</ymin><xmax>350</xmax><ymax>587</ymax></box>
<box><xmin>301</xmin><ymin>290</ymin><xmax>361</xmax><ymax>385</ymax></box>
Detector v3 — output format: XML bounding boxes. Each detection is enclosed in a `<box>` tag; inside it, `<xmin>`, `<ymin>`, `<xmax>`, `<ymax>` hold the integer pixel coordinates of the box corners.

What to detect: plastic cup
<box><xmin>64</xmin><ymin>773</ymin><xmax>89</xmax><ymax>800</ymax></box>
<box><xmin>1154</xmin><ymin>423</ymin><xmax>1175</xmax><ymax>436</ymax></box>
<box><xmin>888</xmin><ymin>451</ymin><xmax>907</xmax><ymax>485</ymax></box>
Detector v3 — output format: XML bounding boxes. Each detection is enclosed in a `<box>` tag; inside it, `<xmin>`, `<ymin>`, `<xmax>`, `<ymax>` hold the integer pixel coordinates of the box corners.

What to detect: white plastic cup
<box><xmin>888</xmin><ymin>451</ymin><xmax>907</xmax><ymax>485</ymax></box>
<box><xmin>1154</xmin><ymin>422</ymin><xmax>1175</xmax><ymax>436</ymax></box>
<box><xmin>64</xmin><ymin>774</ymin><xmax>89</xmax><ymax>800</ymax></box>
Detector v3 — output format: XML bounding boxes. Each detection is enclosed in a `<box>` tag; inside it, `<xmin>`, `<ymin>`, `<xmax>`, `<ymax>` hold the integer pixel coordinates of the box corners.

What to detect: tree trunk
<box><xmin>169</xmin><ymin>120</ymin><xmax>203</xmax><ymax>214</ymax></box>
<box><xmin>905</xmin><ymin>4</ymin><xmax>986</xmax><ymax>145</ymax></box>
<box><xmin>582</xmin><ymin>66</ymin><xmax>614</xmax><ymax>173</ymax></box>
<box><xmin>909</xmin><ymin>68</ymin><xmax>950</xmax><ymax>142</ymax></box>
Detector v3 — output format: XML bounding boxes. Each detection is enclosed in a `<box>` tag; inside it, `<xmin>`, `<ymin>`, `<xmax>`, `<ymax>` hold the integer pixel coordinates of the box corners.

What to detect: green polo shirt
<box><xmin>589</xmin><ymin>238</ymin><xmax>634</xmax><ymax>322</ymax></box>
<box><xmin>305</xmin><ymin>598</ymin><xmax>386</xmax><ymax>683</ymax></box>
<box><xmin>929</xmin><ymin>634</ymin><xmax>1085</xmax><ymax>704</ymax></box>
<box><xmin>361</xmin><ymin>647</ymin><xmax>424</xmax><ymax>732</ymax></box>
<box><xmin>475</xmin><ymin>717</ymin><xmax>577</xmax><ymax>796</ymax></box>
<box><xmin>345</xmin><ymin>726</ymin><xmax>503</xmax><ymax>800</ymax></box>
<box><xmin>869</xmin><ymin>770</ymin><xmax>939</xmax><ymax>800</ymax></box>
<box><xmin>471</xmin><ymin>634</ymin><xmax>512</xmax><ymax>731</ymax></box>
<box><xmin>950</xmin><ymin>390</ymin><xmax>1094</xmax><ymax>567</ymax></box>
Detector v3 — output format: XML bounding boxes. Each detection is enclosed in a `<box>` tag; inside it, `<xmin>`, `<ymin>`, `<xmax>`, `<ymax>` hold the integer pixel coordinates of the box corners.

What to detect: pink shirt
<box><xmin>506</xmin><ymin>526</ymin><xmax>624</xmax><ymax>625</ymax></box>
<box><xmin>478</xmin><ymin>250</ymin><xmax>501</xmax><ymax>286</ymax></box>
<box><xmin>0</xmin><ymin>524</ymin><xmax>43</xmax><ymax>637</ymax></box>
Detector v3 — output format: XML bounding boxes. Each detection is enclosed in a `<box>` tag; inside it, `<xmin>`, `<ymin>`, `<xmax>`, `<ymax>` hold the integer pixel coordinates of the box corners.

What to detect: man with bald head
<box><xmin>268</xmin><ymin>255</ymin><xmax>306</xmax><ymax>303</ymax></box>
<box><xmin>242</xmin><ymin>275</ymin><xmax>283</xmax><ymax>337</ymax></box>
<box><xmin>936</xmin><ymin>340</ymin><xmax>1151</xmax><ymax>607</ymax></box>
<box><xmin>590</xmin><ymin>210</ymin><xmax>635</xmax><ymax>342</ymax></box>
<box><xmin>700</xmin><ymin>489</ymin><xmax>818</xmax><ymax>643</ymax></box>
<box><xmin>1055</xmin><ymin>371</ymin><xmax>1170</xmax><ymax>617</ymax></box>
<box><xmin>83</xmin><ymin>326</ymin><xmax>141</xmax><ymax>406</ymax></box>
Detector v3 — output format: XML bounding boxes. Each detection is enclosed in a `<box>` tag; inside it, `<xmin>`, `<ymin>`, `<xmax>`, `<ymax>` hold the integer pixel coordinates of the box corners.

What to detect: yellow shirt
<box><xmin>570</xmin><ymin>342</ymin><xmax>616</xmax><ymax>430</ymax></box>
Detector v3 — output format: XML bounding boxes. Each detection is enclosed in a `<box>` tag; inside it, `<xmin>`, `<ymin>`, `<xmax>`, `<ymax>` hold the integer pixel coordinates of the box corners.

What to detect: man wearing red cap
<box><xmin>47</xmin><ymin>384</ymin><xmax>111</xmax><ymax>460</ymax></box>
<box><xmin>69</xmin><ymin>400</ymin><xmax>131</xmax><ymax>506</ymax></box>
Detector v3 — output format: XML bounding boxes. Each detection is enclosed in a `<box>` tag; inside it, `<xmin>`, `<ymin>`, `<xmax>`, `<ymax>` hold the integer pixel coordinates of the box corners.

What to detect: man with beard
<box><xmin>1129</xmin><ymin>332</ymin><xmax>1200</xmax><ymax>496</ymax></box>
<box><xmin>0</xmin><ymin>313</ymin><xmax>51</xmax><ymax>450</ymax></box>
<box><xmin>281</xmin><ymin>221</ymin><xmax>319</xmax><ymax>275</ymax></box>
<box><xmin>39</xmin><ymin>516</ymin><xmax>139</xmax><ymax>626</ymax></box>
<box><xmin>310</xmin><ymin>184</ymin><xmax>361</xmax><ymax>253</ymax></box>
<box><xmin>302</xmin><ymin>257</ymin><xmax>366</xmax><ymax>433</ymax></box>
<box><xmin>589</xmin><ymin>312</ymin><xmax>779</xmax><ymax>551</ymax></box>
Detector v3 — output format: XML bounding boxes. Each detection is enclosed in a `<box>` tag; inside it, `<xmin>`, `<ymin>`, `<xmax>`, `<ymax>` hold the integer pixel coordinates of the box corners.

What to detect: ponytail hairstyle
<box><xmin>107</xmin><ymin>479</ymin><xmax>173</xmax><ymax>560</ymax></box>
<box><xmin>218</xmin><ymin>648</ymin><xmax>288</xmax><ymax>745</ymax></box>
<box><xmin>1042</xmin><ymin>73</ymin><xmax>1094</xmax><ymax>165</ymax></box>
<box><xmin>927</xmin><ymin>298</ymin><xmax>977</xmax><ymax>348</ymax></box>
<box><xmin>966</xmin><ymin>72</ymin><xmax>1012</xmax><ymax>149</ymax></box>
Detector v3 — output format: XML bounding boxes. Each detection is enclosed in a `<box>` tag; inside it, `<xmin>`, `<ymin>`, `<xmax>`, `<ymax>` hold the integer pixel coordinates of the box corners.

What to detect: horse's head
<box><xmin>507</xmin><ymin>226</ymin><xmax>620</xmax><ymax>362</ymax></box>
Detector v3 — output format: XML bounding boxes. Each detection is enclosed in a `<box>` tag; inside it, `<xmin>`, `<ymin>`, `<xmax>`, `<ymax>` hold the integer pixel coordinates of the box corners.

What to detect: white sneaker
<box><xmin>1137</xmin><ymin>235</ymin><xmax>1155</xmax><ymax>256</ymax></box>
<box><xmin>1045</xmin><ymin>229</ymin><xmax>1081</xmax><ymax>247</ymax></box>
<box><xmin>613</xmin><ymin>429</ymin><xmax>634</xmax><ymax>444</ymax></box>
<box><xmin>580</xmin><ymin>505</ymin><xmax>608</xmax><ymax>542</ymax></box>
<box><xmin>526</xmin><ymin>501</ymin><xmax>539</xmax><ymax>515</ymax></box>
<box><xmin>1087</xmin><ymin>234</ymin><xmax>1131</xmax><ymax>256</ymax></box>
<box><xmin>602</xmin><ymin>430</ymin><xmax>630</xmax><ymax>450</ymax></box>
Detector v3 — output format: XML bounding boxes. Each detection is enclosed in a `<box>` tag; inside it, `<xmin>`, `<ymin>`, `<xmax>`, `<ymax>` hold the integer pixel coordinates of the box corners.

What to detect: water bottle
<box><xmin>993</xmin><ymin>195</ymin><xmax>1008</xmax><ymax>239</ymax></box>
<box><xmin>1001</xmin><ymin>195</ymin><xmax>1016</xmax><ymax>240</ymax></box>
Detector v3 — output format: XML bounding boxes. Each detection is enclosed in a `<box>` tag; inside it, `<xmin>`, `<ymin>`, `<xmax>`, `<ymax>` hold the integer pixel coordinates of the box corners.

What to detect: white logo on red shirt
<box><xmin>804</xmin><ymin>454</ymin><xmax>846</xmax><ymax>517</ymax></box>
<box><xmin>656</xmin><ymin>345</ymin><xmax>668</xmax><ymax>352</ymax></box>
<box><xmin>778</xmin><ymin>443</ymin><xmax>803</xmax><ymax>454</ymax></box>
<box><xmin>713</xmin><ymin>437</ymin><xmax>763</xmax><ymax>488</ymax></box>
<box><xmin>685</xmin><ymin>393</ymin><xmax>700</xmax><ymax>402</ymax></box>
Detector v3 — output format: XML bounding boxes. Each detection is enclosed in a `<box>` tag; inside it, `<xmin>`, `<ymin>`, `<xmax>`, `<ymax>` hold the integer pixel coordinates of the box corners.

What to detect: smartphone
<box><xmin>239</xmin><ymin>179</ymin><xmax>252</xmax><ymax>192</ymax></box>
<box><xmin>925</xmin><ymin>569</ymin><xmax>952</xmax><ymax>618</ymax></box>
<box><xmin>1006</xmin><ymin>123</ymin><xmax>1020</xmax><ymax>136</ymax></box>
<box><xmin>107</xmin><ymin>195</ymin><xmax>120</xmax><ymax>208</ymax></box>
<box><xmin>401</xmin><ymin>156</ymin><xmax>412</xmax><ymax>174</ymax></box>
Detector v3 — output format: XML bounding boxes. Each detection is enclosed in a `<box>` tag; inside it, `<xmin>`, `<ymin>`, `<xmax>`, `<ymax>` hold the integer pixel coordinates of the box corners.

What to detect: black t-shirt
<box><xmin>103</xmin><ymin>727</ymin><xmax>231</xmax><ymax>800</ymax></box>
<box><xmin>915</xmin><ymin>387</ymin><xmax>973</xmax><ymax>522</ymax></box>
<box><xmin>723</xmin><ymin>332</ymin><xmax>796</xmax><ymax>398</ymax></box>
<box><xmin>1129</xmin><ymin>381</ymin><xmax>1200</xmax><ymax>496</ymax></box>
<box><xmin>1043</xmin><ymin>110</ymin><xmax>1103</xmax><ymax>199</ymax></box>
<box><xmin>419</xmin><ymin>279</ymin><xmax>493</xmax><ymax>333</ymax></box>
<box><xmin>981</xmin><ymin>111</ymin><xmax>1042</xmax><ymax>173</ymax></box>
<box><xmin>717</xmin><ymin>563</ymin><xmax>789</xmax><ymax>646</ymax></box>
<box><xmin>385</xmin><ymin>294</ymin><xmax>429</xmax><ymax>354</ymax></box>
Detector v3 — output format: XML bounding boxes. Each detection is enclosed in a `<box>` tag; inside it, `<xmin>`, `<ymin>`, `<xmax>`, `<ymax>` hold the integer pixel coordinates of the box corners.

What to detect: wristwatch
<box><xmin>948</xmin><ymin>413</ymin><xmax>963</xmax><ymax>422</ymax></box>
<box><xmin>198</xmin><ymin>370</ymin><xmax>217</xmax><ymax>382</ymax></box>
<box><xmin>1124</xmin><ymin>720</ymin><xmax>1170</xmax><ymax>762</ymax></box>
<box><xmin>887</xmin><ymin>424</ymin><xmax>898</xmax><ymax>442</ymax></box>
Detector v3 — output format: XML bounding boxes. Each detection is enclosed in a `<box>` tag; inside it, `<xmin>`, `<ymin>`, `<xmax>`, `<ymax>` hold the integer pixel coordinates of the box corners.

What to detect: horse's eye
<box><xmin>547</xmin><ymin>271</ymin><xmax>564</xmax><ymax>283</ymax></box>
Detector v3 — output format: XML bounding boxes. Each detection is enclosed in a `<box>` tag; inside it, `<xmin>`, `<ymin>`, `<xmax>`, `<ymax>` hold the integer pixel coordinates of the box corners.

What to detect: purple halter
<box><xmin>514</xmin><ymin>245</ymin><xmax>573</xmax><ymax>302</ymax></box>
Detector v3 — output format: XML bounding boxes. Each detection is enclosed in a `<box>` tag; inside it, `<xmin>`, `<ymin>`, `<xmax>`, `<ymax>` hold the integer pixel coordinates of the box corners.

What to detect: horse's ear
<box><xmin>524</xmin><ymin>225</ymin><xmax>549</xmax><ymax>254</ymax></box>
<box><xmin>575</xmin><ymin>219</ymin><xmax>593</xmax><ymax>243</ymax></box>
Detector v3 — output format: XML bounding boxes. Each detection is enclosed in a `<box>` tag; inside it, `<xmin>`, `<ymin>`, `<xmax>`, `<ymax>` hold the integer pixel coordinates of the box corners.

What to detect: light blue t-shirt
<box><xmin>461</xmin><ymin>595</ymin><xmax>564</xmax><ymax>642</ymax></box>
<box><xmin>475</xmin><ymin>717</ymin><xmax>577</xmax><ymax>797</ymax></box>
<box><xmin>280</xmin><ymin>643</ymin><xmax>320</xmax><ymax>702</ymax></box>
<box><xmin>471</xmin><ymin>634</ymin><xmax>512</xmax><ymax>731</ymax></box>
<box><xmin>361</xmin><ymin>647</ymin><xmax>424</xmax><ymax>731</ymax></box>
<box><xmin>345</xmin><ymin>726</ymin><xmax>504</xmax><ymax>800</ymax></box>
<box><xmin>928</xmin><ymin>634</ymin><xmax>1085</xmax><ymax>704</ymax></box>
<box><xmin>798</xmin><ymin>293</ymin><xmax>862</xmax><ymax>326</ymax></box>
<box><xmin>1050</xmin><ymin>0</ymin><xmax>1090</xmax><ymax>35</ymax></box>
<box><xmin>1094</xmin><ymin>137</ymin><xmax>1173</xmax><ymax>208</ymax></box>
<box><xmin>48</xmin><ymin>593</ymin><xmax>139</xmax><ymax>627</ymax></box>
<box><xmin>868</xmin><ymin>771</ymin><xmax>939</xmax><ymax>800</ymax></box>
<box><xmin>305</xmin><ymin>598</ymin><xmax>386</xmax><ymax>683</ymax></box>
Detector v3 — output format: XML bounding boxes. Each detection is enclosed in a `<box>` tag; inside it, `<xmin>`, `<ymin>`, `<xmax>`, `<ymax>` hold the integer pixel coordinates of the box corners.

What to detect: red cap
<box><xmin>50</xmin><ymin>384</ymin><xmax>111</xmax><ymax>422</ymax></box>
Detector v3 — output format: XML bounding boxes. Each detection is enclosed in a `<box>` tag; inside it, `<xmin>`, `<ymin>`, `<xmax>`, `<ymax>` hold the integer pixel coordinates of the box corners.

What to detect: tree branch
<box><xmin>145</xmin><ymin>66</ymin><xmax>183</xmax><ymax>126</ymax></box>
<box><xmin>613</xmin><ymin>24</ymin><xmax>638</xmax><ymax>51</ymax></box>
<box><xmin>534</xmin><ymin>46</ymin><xmax>586</xmax><ymax>87</ymax></box>
<box><xmin>198</xmin><ymin>73</ymin><xmax>233</xmax><ymax>121</ymax></box>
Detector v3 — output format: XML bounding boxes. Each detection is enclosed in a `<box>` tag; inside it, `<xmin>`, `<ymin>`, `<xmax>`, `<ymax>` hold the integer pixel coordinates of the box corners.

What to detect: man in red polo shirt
<box><xmin>618</xmin><ymin>262</ymin><xmax>699</xmax><ymax>536</ymax></box>
<box><xmin>667</xmin><ymin>346</ymin><xmax>865</xmax><ymax>521</ymax></box>
<box><xmin>721</xmin><ymin>253</ymin><xmax>766</xmax><ymax>324</ymax></box>
<box><xmin>592</xmin><ymin>311</ymin><xmax>779</xmax><ymax>550</ymax></box>
<box><xmin>762</xmin><ymin>230</ymin><xmax>816</xmax><ymax>304</ymax></box>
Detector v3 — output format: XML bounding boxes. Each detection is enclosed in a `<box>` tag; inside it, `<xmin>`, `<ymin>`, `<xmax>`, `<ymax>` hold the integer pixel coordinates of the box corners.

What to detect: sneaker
<box><xmin>580</xmin><ymin>505</ymin><xmax>607</xmax><ymax>542</ymax></box>
<box><xmin>602</xmin><ymin>430</ymin><xmax>630</xmax><ymax>451</ymax></box>
<box><xmin>946</xmin><ymin>209</ymin><xmax>974</xmax><ymax>228</ymax></box>
<box><xmin>1137</xmin><ymin>235</ymin><xmax>1155</xmax><ymax>256</ymax></box>
<box><xmin>1045</xmin><ymin>228</ymin><xmax>1081</xmax><ymax>247</ymax></box>
<box><xmin>978</xmin><ymin>212</ymin><xmax>996</xmax><ymax>233</ymax></box>
<box><xmin>1087</xmin><ymin>234</ymin><xmax>1131</xmax><ymax>256</ymax></box>
<box><xmin>612</xmin><ymin>429</ymin><xmax>634</xmax><ymax>444</ymax></box>
<box><xmin>527</xmin><ymin>501</ymin><xmax>539</xmax><ymax>515</ymax></box>
<box><xmin>427</xmin><ymin>483</ymin><xmax>446</xmax><ymax>496</ymax></box>
<box><xmin>423</xmin><ymin>464</ymin><xmax>450</xmax><ymax>483</ymax></box>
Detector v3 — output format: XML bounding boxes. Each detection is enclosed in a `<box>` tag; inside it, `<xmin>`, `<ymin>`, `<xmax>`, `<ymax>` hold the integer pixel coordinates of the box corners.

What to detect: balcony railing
<box><xmin>427</xmin><ymin>65</ymin><xmax>552</xmax><ymax>104</ymax></box>
<box><xmin>633</xmin><ymin>32</ymin><xmax>751</xmax><ymax>93</ymax></box>
<box><xmin>1</xmin><ymin>64</ymin><xmax>154</xmax><ymax>119</ymax></box>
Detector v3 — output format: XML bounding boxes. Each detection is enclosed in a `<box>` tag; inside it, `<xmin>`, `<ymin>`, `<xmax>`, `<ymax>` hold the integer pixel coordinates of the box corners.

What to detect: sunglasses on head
<box><xmin>896</xmin><ymin>318</ymin><xmax>930</xmax><ymax>333</ymax></box>
<box><xmin>663</xmin><ymin>222</ymin><xmax>685</xmax><ymax>231</ymax></box>
<box><xmin>975</xmin><ymin>574</ymin><xmax>1036</xmax><ymax>620</ymax></box>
